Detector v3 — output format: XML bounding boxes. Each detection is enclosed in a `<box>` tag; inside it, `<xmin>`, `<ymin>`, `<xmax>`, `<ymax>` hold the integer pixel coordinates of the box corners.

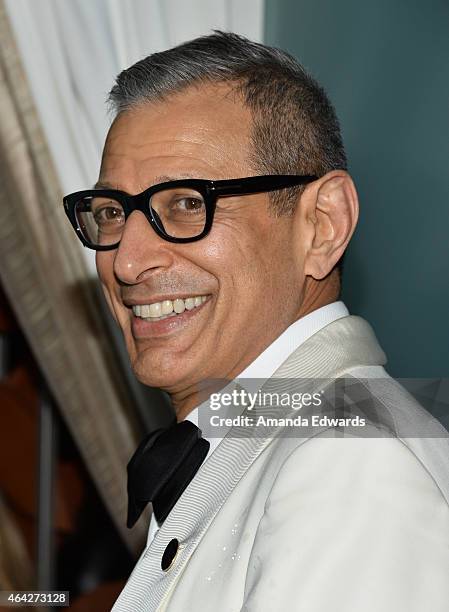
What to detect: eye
<box><xmin>171</xmin><ymin>196</ymin><xmax>205</xmax><ymax>212</ymax></box>
<box><xmin>92</xmin><ymin>202</ymin><xmax>125</xmax><ymax>225</ymax></box>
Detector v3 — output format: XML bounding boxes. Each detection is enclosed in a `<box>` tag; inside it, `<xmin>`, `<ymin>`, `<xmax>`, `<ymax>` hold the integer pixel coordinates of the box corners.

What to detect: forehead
<box><xmin>100</xmin><ymin>82</ymin><xmax>253</xmax><ymax>189</ymax></box>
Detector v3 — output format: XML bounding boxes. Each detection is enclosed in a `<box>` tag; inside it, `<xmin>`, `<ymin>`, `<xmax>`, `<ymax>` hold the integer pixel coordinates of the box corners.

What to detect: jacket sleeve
<box><xmin>241</xmin><ymin>434</ymin><xmax>449</xmax><ymax>612</ymax></box>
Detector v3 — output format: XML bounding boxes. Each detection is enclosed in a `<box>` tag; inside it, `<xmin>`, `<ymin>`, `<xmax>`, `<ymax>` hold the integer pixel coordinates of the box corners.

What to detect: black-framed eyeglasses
<box><xmin>63</xmin><ymin>174</ymin><xmax>317</xmax><ymax>251</ymax></box>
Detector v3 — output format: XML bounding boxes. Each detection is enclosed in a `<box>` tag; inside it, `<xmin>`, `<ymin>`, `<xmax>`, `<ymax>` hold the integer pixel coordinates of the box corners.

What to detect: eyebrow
<box><xmin>93</xmin><ymin>181</ymin><xmax>118</xmax><ymax>189</ymax></box>
<box><xmin>93</xmin><ymin>173</ymin><xmax>201</xmax><ymax>191</ymax></box>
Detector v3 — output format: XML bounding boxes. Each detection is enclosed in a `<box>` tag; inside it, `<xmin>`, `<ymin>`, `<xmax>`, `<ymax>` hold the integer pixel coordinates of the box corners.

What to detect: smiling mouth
<box><xmin>132</xmin><ymin>294</ymin><xmax>209</xmax><ymax>321</ymax></box>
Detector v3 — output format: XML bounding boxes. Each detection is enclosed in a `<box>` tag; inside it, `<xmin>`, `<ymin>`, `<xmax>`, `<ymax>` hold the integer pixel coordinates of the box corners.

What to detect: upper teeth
<box><xmin>132</xmin><ymin>295</ymin><xmax>207</xmax><ymax>318</ymax></box>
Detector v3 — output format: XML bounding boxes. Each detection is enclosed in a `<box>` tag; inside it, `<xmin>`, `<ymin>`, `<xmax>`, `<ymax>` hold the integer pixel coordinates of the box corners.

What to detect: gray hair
<box><xmin>108</xmin><ymin>31</ymin><xmax>347</xmax><ymax>218</ymax></box>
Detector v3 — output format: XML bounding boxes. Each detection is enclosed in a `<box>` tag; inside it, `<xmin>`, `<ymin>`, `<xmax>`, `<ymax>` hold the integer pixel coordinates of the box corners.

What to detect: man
<box><xmin>63</xmin><ymin>32</ymin><xmax>449</xmax><ymax>611</ymax></box>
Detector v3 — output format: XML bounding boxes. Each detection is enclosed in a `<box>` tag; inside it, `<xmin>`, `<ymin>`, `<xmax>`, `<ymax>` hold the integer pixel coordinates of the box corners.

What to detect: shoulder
<box><xmin>243</xmin><ymin>433</ymin><xmax>449</xmax><ymax>611</ymax></box>
<box><xmin>267</xmin><ymin>431</ymin><xmax>447</xmax><ymax>514</ymax></box>
<box><xmin>240</xmin><ymin>369</ymin><xmax>449</xmax><ymax>611</ymax></box>
<box><xmin>263</xmin><ymin>364</ymin><xmax>449</xmax><ymax>507</ymax></box>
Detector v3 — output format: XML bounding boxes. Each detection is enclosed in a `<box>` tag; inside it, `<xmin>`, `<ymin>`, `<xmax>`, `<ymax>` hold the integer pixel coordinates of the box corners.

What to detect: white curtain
<box><xmin>4</xmin><ymin>0</ymin><xmax>264</xmax><ymax>272</ymax></box>
<box><xmin>0</xmin><ymin>0</ymin><xmax>264</xmax><ymax>551</ymax></box>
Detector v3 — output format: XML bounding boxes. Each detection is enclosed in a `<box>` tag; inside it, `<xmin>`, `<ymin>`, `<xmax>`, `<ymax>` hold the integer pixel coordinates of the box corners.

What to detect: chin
<box><xmin>133</xmin><ymin>364</ymin><xmax>180</xmax><ymax>389</ymax></box>
<box><xmin>131</xmin><ymin>353</ymin><xmax>189</xmax><ymax>391</ymax></box>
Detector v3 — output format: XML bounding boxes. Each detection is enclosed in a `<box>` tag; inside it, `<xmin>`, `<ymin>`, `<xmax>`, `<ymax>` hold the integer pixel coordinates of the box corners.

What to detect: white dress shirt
<box><xmin>147</xmin><ymin>300</ymin><xmax>349</xmax><ymax>545</ymax></box>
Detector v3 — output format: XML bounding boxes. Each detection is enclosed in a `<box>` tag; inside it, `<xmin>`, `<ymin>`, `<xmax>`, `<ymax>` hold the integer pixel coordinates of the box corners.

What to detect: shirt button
<box><xmin>161</xmin><ymin>538</ymin><xmax>179</xmax><ymax>571</ymax></box>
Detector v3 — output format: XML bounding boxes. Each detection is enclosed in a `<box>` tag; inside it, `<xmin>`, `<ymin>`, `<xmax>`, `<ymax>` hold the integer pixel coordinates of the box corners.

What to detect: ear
<box><xmin>299</xmin><ymin>170</ymin><xmax>359</xmax><ymax>280</ymax></box>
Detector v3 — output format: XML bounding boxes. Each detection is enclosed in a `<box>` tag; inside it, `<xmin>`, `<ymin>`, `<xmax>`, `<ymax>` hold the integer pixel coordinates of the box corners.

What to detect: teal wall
<box><xmin>265</xmin><ymin>0</ymin><xmax>449</xmax><ymax>376</ymax></box>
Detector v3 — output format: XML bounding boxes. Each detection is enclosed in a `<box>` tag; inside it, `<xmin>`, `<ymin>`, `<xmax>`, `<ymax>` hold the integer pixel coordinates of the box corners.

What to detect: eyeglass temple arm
<box><xmin>209</xmin><ymin>175</ymin><xmax>317</xmax><ymax>197</ymax></box>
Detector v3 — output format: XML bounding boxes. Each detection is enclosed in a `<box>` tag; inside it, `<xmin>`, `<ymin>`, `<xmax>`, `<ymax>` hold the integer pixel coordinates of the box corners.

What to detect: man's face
<box><xmin>96</xmin><ymin>83</ymin><xmax>307</xmax><ymax>399</ymax></box>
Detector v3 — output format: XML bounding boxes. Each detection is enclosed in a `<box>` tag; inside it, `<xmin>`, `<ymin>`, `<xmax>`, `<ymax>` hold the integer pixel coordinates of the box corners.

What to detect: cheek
<box><xmin>199</xmin><ymin>224</ymin><xmax>256</xmax><ymax>293</ymax></box>
<box><xmin>201</xmin><ymin>220</ymin><xmax>292</xmax><ymax>308</ymax></box>
<box><xmin>95</xmin><ymin>252</ymin><xmax>121</xmax><ymax>319</ymax></box>
<box><xmin>95</xmin><ymin>251</ymin><xmax>113</xmax><ymax>283</ymax></box>
<box><xmin>237</xmin><ymin>227</ymin><xmax>299</xmax><ymax>314</ymax></box>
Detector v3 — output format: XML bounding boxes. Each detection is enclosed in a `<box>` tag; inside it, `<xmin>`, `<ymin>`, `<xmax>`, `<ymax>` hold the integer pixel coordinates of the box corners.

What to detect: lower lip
<box><xmin>131</xmin><ymin>297</ymin><xmax>211</xmax><ymax>338</ymax></box>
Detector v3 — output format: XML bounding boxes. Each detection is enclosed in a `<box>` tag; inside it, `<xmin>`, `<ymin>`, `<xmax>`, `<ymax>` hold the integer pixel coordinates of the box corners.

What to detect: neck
<box><xmin>172</xmin><ymin>380</ymin><xmax>228</xmax><ymax>422</ymax></box>
<box><xmin>296</xmin><ymin>271</ymin><xmax>340</xmax><ymax>319</ymax></box>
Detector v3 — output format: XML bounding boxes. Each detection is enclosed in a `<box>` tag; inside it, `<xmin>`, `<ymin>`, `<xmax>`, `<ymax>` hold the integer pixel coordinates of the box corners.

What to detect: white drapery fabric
<box><xmin>0</xmin><ymin>2</ymin><xmax>148</xmax><ymax>551</ymax></box>
<box><xmin>1</xmin><ymin>0</ymin><xmax>264</xmax><ymax>552</ymax></box>
<box><xmin>4</xmin><ymin>0</ymin><xmax>264</xmax><ymax>272</ymax></box>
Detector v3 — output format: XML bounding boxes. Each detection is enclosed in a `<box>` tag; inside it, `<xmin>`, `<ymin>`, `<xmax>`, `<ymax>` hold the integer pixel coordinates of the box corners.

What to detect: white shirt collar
<box><xmin>186</xmin><ymin>300</ymin><xmax>349</xmax><ymax>440</ymax></box>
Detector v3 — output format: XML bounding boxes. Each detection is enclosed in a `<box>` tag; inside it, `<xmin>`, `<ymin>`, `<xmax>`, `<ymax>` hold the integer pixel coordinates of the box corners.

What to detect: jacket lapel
<box><xmin>112</xmin><ymin>315</ymin><xmax>386</xmax><ymax>611</ymax></box>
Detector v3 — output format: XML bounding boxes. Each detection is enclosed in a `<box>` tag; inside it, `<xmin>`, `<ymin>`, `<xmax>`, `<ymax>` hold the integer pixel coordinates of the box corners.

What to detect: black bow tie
<box><xmin>126</xmin><ymin>420</ymin><xmax>210</xmax><ymax>528</ymax></box>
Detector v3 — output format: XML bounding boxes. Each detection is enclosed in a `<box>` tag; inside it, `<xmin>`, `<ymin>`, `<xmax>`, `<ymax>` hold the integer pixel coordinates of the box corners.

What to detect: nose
<box><xmin>113</xmin><ymin>210</ymin><xmax>174</xmax><ymax>284</ymax></box>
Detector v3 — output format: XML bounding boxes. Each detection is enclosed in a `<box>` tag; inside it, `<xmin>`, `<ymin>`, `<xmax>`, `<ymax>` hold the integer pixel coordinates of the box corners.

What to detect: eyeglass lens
<box><xmin>74</xmin><ymin>187</ymin><xmax>207</xmax><ymax>246</ymax></box>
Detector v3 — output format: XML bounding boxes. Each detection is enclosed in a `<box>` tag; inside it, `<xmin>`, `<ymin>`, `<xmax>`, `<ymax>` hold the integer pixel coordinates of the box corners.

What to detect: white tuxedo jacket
<box><xmin>113</xmin><ymin>316</ymin><xmax>449</xmax><ymax>611</ymax></box>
